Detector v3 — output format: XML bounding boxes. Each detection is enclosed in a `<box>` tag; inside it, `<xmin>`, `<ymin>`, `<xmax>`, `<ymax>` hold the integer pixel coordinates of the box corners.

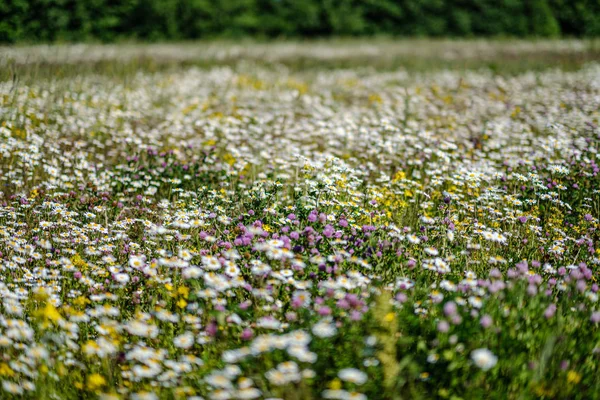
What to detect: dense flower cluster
<box><xmin>0</xmin><ymin>48</ymin><xmax>599</xmax><ymax>399</ymax></box>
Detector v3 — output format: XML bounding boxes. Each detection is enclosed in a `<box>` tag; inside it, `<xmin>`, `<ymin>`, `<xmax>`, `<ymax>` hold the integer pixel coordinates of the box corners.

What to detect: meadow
<box><xmin>0</xmin><ymin>40</ymin><xmax>599</xmax><ymax>399</ymax></box>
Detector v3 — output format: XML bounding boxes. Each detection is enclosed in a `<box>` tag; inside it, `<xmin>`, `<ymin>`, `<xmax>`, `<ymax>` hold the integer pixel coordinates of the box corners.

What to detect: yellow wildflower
<box><xmin>567</xmin><ymin>370</ymin><xmax>582</xmax><ymax>384</ymax></box>
<box><xmin>87</xmin><ymin>373</ymin><xmax>107</xmax><ymax>390</ymax></box>
<box><xmin>329</xmin><ymin>379</ymin><xmax>342</xmax><ymax>390</ymax></box>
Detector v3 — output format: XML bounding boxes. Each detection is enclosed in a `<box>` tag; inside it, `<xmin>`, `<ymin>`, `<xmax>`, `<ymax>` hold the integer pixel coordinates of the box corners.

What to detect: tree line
<box><xmin>1</xmin><ymin>0</ymin><xmax>599</xmax><ymax>43</ymax></box>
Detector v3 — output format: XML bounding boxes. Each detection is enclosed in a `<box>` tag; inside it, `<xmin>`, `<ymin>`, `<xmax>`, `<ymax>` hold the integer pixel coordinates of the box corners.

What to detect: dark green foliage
<box><xmin>550</xmin><ymin>0</ymin><xmax>600</xmax><ymax>37</ymax></box>
<box><xmin>529</xmin><ymin>0</ymin><xmax>561</xmax><ymax>37</ymax></box>
<box><xmin>0</xmin><ymin>0</ymin><xmax>599</xmax><ymax>43</ymax></box>
<box><xmin>463</xmin><ymin>0</ymin><xmax>529</xmax><ymax>36</ymax></box>
<box><xmin>0</xmin><ymin>0</ymin><xmax>29</xmax><ymax>42</ymax></box>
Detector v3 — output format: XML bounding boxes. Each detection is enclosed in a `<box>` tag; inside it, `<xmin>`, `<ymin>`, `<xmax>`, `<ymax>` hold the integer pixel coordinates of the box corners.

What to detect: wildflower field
<box><xmin>1</xmin><ymin>41</ymin><xmax>600</xmax><ymax>399</ymax></box>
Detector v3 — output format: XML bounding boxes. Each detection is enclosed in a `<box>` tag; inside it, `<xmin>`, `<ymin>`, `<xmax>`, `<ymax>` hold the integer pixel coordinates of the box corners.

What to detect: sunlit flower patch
<box><xmin>0</xmin><ymin>45</ymin><xmax>599</xmax><ymax>399</ymax></box>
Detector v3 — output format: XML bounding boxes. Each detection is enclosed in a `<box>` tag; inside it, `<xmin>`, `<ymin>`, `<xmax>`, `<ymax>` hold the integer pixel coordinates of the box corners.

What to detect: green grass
<box><xmin>2</xmin><ymin>39</ymin><xmax>600</xmax><ymax>83</ymax></box>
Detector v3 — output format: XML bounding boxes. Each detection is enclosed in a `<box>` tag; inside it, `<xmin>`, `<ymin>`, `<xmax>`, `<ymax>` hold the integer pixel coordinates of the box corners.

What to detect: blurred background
<box><xmin>1</xmin><ymin>0</ymin><xmax>599</xmax><ymax>43</ymax></box>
